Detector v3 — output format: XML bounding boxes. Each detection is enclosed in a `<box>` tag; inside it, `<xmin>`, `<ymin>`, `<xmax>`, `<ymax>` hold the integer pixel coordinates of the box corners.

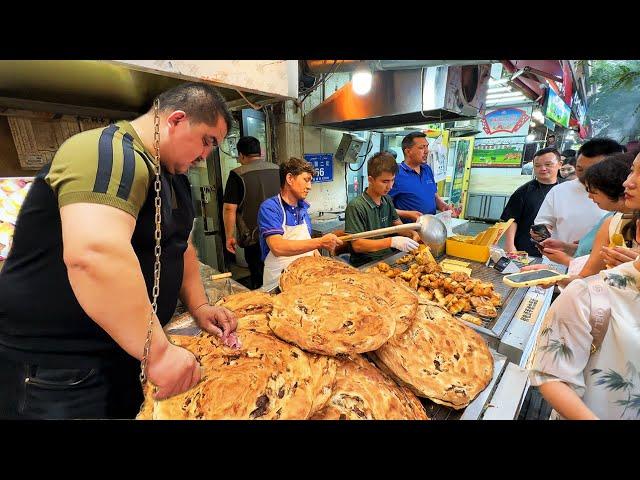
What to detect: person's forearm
<box><xmin>396</xmin><ymin>209</ymin><xmax>419</xmax><ymax>221</ymax></box>
<box><xmin>504</xmin><ymin>222</ymin><xmax>517</xmax><ymax>251</ymax></box>
<box><xmin>352</xmin><ymin>237</ymin><xmax>392</xmax><ymax>253</ymax></box>
<box><xmin>65</xmin><ymin>241</ymin><xmax>169</xmax><ymax>362</ymax></box>
<box><xmin>222</xmin><ymin>204</ymin><xmax>236</xmax><ymax>240</ymax></box>
<box><xmin>180</xmin><ymin>243</ymin><xmax>209</xmax><ymax>314</ymax></box>
<box><xmin>267</xmin><ymin>236</ymin><xmax>321</xmax><ymax>257</ymax></box>
<box><xmin>539</xmin><ymin>382</ymin><xmax>598</xmax><ymax>420</ymax></box>
<box><xmin>435</xmin><ymin>194</ymin><xmax>448</xmax><ymax>211</ymax></box>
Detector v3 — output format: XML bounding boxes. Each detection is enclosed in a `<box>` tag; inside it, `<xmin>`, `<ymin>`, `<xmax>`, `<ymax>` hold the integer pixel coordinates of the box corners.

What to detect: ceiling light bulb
<box><xmin>352</xmin><ymin>69</ymin><xmax>372</xmax><ymax>95</ymax></box>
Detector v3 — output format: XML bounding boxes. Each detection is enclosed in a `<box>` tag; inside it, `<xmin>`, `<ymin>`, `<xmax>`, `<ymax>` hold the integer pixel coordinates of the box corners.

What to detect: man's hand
<box><xmin>405</xmin><ymin>210</ymin><xmax>422</xmax><ymax>222</ymax></box>
<box><xmin>194</xmin><ymin>305</ymin><xmax>238</xmax><ymax>339</ymax></box>
<box><xmin>318</xmin><ymin>233</ymin><xmax>343</xmax><ymax>251</ymax></box>
<box><xmin>147</xmin><ymin>342</ymin><xmax>201</xmax><ymax>400</ymax></box>
<box><xmin>225</xmin><ymin>237</ymin><xmax>237</xmax><ymax>254</ymax></box>
<box><xmin>601</xmin><ymin>245</ymin><xmax>639</xmax><ymax>267</ymax></box>
<box><xmin>391</xmin><ymin>236</ymin><xmax>419</xmax><ymax>252</ymax></box>
<box><xmin>540</xmin><ymin>238</ymin><xmax>577</xmax><ymax>255</ymax></box>
<box><xmin>541</xmin><ymin>247</ymin><xmax>572</xmax><ymax>267</ymax></box>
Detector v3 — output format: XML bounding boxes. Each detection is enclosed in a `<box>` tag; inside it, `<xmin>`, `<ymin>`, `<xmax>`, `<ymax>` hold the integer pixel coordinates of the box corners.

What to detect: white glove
<box><xmin>390</xmin><ymin>236</ymin><xmax>419</xmax><ymax>253</ymax></box>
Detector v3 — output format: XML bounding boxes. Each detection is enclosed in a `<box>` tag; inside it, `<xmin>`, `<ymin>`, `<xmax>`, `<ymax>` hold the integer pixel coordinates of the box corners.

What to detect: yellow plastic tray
<box><xmin>446</xmin><ymin>238</ymin><xmax>490</xmax><ymax>263</ymax></box>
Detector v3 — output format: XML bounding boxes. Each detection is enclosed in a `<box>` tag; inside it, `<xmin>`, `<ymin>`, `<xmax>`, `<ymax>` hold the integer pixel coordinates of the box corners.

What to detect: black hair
<box><xmin>561</xmin><ymin>149</ymin><xmax>577</xmax><ymax>158</ymax></box>
<box><xmin>155</xmin><ymin>82</ymin><xmax>233</xmax><ymax>131</ymax></box>
<box><xmin>562</xmin><ymin>156</ymin><xmax>577</xmax><ymax>167</ymax></box>
<box><xmin>401</xmin><ymin>131</ymin><xmax>427</xmax><ymax>154</ymax></box>
<box><xmin>621</xmin><ymin>212</ymin><xmax>640</xmax><ymax>246</ymax></box>
<box><xmin>237</xmin><ymin>136</ymin><xmax>261</xmax><ymax>156</ymax></box>
<box><xmin>578</xmin><ymin>138</ymin><xmax>625</xmax><ymax>158</ymax></box>
<box><xmin>279</xmin><ymin>157</ymin><xmax>314</xmax><ymax>188</ymax></box>
<box><xmin>583</xmin><ymin>153</ymin><xmax>634</xmax><ymax>201</ymax></box>
<box><xmin>533</xmin><ymin>147</ymin><xmax>561</xmax><ymax>162</ymax></box>
<box><xmin>368</xmin><ymin>152</ymin><xmax>399</xmax><ymax>178</ymax></box>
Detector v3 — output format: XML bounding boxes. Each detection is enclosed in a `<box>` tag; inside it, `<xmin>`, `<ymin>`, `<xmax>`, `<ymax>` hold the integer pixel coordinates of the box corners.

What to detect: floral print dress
<box><xmin>529</xmin><ymin>261</ymin><xmax>640</xmax><ymax>419</ymax></box>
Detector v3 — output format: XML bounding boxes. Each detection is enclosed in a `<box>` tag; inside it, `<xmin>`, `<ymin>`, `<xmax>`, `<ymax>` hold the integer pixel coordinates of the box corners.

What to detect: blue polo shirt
<box><xmin>257</xmin><ymin>194</ymin><xmax>313</xmax><ymax>261</ymax></box>
<box><xmin>388</xmin><ymin>162</ymin><xmax>437</xmax><ymax>222</ymax></box>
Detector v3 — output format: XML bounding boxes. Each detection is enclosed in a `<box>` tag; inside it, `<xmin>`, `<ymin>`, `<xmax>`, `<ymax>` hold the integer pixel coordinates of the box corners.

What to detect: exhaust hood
<box><xmin>304</xmin><ymin>65</ymin><xmax>491</xmax><ymax>131</ymax></box>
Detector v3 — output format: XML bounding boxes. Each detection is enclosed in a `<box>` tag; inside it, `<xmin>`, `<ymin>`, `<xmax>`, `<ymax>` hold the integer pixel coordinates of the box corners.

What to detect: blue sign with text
<box><xmin>304</xmin><ymin>153</ymin><xmax>333</xmax><ymax>183</ymax></box>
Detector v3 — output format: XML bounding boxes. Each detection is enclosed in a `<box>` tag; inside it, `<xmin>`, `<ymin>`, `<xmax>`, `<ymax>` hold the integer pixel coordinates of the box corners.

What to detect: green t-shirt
<box><xmin>45</xmin><ymin>121</ymin><xmax>154</xmax><ymax>218</ymax></box>
<box><xmin>344</xmin><ymin>189</ymin><xmax>399</xmax><ymax>267</ymax></box>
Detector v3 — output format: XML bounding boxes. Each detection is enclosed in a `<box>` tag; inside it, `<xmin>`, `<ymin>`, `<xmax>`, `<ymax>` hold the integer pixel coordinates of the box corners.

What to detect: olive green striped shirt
<box><xmin>45</xmin><ymin>121</ymin><xmax>154</xmax><ymax>218</ymax></box>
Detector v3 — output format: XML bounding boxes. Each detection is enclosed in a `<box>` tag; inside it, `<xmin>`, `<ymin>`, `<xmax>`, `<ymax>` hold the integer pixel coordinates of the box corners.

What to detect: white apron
<box><xmin>262</xmin><ymin>196</ymin><xmax>314</xmax><ymax>290</ymax></box>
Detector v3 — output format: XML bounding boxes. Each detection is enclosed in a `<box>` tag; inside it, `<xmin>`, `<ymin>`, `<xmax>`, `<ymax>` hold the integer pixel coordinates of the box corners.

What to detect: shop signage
<box><xmin>572</xmin><ymin>91</ymin><xmax>586</xmax><ymax>126</ymax></box>
<box><xmin>304</xmin><ymin>153</ymin><xmax>334</xmax><ymax>183</ymax></box>
<box><xmin>545</xmin><ymin>88</ymin><xmax>571</xmax><ymax>128</ymax></box>
<box><xmin>472</xmin><ymin>136</ymin><xmax>526</xmax><ymax>167</ymax></box>
<box><xmin>481</xmin><ymin>107</ymin><xmax>531</xmax><ymax>135</ymax></box>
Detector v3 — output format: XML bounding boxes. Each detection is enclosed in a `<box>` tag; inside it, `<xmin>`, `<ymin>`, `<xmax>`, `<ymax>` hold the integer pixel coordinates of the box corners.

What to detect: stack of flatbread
<box><xmin>137</xmin><ymin>330</ymin><xmax>427</xmax><ymax>420</ymax></box>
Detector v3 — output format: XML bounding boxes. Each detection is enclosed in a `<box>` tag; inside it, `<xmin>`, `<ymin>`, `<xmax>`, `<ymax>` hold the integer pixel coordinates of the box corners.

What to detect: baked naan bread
<box><xmin>214</xmin><ymin>290</ymin><xmax>274</xmax><ymax>316</ymax></box>
<box><xmin>373</xmin><ymin>304</ymin><xmax>493</xmax><ymax>409</ymax></box>
<box><xmin>307</xmin><ymin>353</ymin><xmax>339</xmax><ymax>415</ymax></box>
<box><xmin>137</xmin><ymin>331</ymin><xmax>315</xmax><ymax>419</ymax></box>
<box><xmin>359</xmin><ymin>272</ymin><xmax>419</xmax><ymax>336</ymax></box>
<box><xmin>279</xmin><ymin>256</ymin><xmax>358</xmax><ymax>292</ymax></box>
<box><xmin>310</xmin><ymin>355</ymin><xmax>428</xmax><ymax>420</ymax></box>
<box><xmin>235</xmin><ymin>313</ymin><xmax>273</xmax><ymax>336</ymax></box>
<box><xmin>269</xmin><ymin>274</ymin><xmax>396</xmax><ymax>356</ymax></box>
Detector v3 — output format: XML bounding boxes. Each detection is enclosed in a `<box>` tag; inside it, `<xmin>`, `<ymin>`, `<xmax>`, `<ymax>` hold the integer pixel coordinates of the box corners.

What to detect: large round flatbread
<box><xmin>310</xmin><ymin>355</ymin><xmax>428</xmax><ymax>420</ymax></box>
<box><xmin>279</xmin><ymin>256</ymin><xmax>358</xmax><ymax>292</ymax></box>
<box><xmin>358</xmin><ymin>272</ymin><xmax>419</xmax><ymax>336</ymax></box>
<box><xmin>214</xmin><ymin>290</ymin><xmax>274</xmax><ymax>316</ymax></box>
<box><xmin>235</xmin><ymin>313</ymin><xmax>273</xmax><ymax>336</ymax></box>
<box><xmin>307</xmin><ymin>353</ymin><xmax>339</xmax><ymax>415</ymax></box>
<box><xmin>137</xmin><ymin>331</ymin><xmax>315</xmax><ymax>419</ymax></box>
<box><xmin>269</xmin><ymin>274</ymin><xmax>396</xmax><ymax>356</ymax></box>
<box><xmin>373</xmin><ymin>304</ymin><xmax>493</xmax><ymax>409</ymax></box>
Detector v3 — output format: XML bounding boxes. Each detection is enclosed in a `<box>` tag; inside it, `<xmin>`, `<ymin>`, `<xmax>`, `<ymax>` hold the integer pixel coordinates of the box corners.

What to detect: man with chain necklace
<box><xmin>0</xmin><ymin>82</ymin><xmax>238</xmax><ymax>419</ymax></box>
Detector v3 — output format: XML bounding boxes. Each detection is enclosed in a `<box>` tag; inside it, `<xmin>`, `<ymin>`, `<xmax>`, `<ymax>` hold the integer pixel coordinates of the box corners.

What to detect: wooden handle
<box><xmin>337</xmin><ymin>223</ymin><xmax>421</xmax><ymax>242</ymax></box>
<box><xmin>210</xmin><ymin>272</ymin><xmax>233</xmax><ymax>280</ymax></box>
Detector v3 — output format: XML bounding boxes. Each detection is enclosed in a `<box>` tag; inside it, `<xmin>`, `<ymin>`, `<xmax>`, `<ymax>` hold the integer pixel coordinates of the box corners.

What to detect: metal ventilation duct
<box><xmin>304</xmin><ymin>65</ymin><xmax>491</xmax><ymax>131</ymax></box>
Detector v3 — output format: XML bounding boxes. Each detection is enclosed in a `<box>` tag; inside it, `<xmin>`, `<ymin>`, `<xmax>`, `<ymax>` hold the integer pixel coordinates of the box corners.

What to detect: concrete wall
<box><xmin>275</xmin><ymin>72</ymin><xmax>356</xmax><ymax>215</ymax></box>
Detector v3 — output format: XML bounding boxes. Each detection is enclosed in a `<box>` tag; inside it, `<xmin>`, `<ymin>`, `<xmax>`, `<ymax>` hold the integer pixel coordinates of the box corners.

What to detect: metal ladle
<box><xmin>337</xmin><ymin>214</ymin><xmax>447</xmax><ymax>257</ymax></box>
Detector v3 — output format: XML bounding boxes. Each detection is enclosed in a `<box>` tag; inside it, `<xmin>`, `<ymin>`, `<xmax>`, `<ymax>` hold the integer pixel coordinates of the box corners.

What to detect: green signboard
<box><xmin>545</xmin><ymin>88</ymin><xmax>571</xmax><ymax>128</ymax></box>
<box><xmin>471</xmin><ymin>136</ymin><xmax>525</xmax><ymax>167</ymax></box>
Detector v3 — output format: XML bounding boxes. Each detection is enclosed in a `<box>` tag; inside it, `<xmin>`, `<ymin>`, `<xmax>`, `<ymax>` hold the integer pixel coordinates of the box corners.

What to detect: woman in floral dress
<box><xmin>529</xmin><ymin>153</ymin><xmax>640</xmax><ymax>419</ymax></box>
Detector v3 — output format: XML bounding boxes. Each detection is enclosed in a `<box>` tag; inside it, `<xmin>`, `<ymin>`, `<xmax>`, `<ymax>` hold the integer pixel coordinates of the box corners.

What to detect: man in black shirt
<box><xmin>501</xmin><ymin>147</ymin><xmax>561</xmax><ymax>257</ymax></box>
<box><xmin>222</xmin><ymin>136</ymin><xmax>279</xmax><ymax>289</ymax></box>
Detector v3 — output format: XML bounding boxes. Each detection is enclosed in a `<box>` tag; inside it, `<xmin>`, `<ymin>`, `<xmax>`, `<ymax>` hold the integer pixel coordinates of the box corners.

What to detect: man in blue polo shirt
<box><xmin>389</xmin><ymin>131</ymin><xmax>453</xmax><ymax>223</ymax></box>
<box><xmin>257</xmin><ymin>157</ymin><xmax>342</xmax><ymax>289</ymax></box>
